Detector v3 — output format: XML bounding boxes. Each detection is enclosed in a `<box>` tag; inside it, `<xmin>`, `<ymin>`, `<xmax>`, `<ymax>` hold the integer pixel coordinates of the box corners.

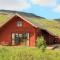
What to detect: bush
<box><xmin>36</xmin><ymin>36</ymin><xmax>46</xmax><ymax>52</ymax></box>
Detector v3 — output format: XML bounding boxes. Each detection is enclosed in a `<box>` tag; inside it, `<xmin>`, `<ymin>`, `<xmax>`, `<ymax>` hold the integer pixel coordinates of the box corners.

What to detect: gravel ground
<box><xmin>47</xmin><ymin>44</ymin><xmax>60</xmax><ymax>50</ymax></box>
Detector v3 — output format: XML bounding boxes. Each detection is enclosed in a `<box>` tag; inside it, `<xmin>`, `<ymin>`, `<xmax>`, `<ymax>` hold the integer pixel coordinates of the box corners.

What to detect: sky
<box><xmin>0</xmin><ymin>0</ymin><xmax>60</xmax><ymax>19</ymax></box>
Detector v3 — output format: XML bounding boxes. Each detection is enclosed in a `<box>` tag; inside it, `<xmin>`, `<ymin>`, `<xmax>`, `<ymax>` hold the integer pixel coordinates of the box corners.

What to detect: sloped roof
<box><xmin>22</xmin><ymin>15</ymin><xmax>60</xmax><ymax>37</ymax></box>
<box><xmin>0</xmin><ymin>12</ymin><xmax>60</xmax><ymax>37</ymax></box>
<box><xmin>0</xmin><ymin>13</ymin><xmax>14</xmax><ymax>27</ymax></box>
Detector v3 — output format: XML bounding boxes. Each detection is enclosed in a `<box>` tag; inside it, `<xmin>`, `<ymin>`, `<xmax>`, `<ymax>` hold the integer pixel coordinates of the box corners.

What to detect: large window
<box><xmin>11</xmin><ymin>33</ymin><xmax>29</xmax><ymax>45</ymax></box>
<box><xmin>17</xmin><ymin>21</ymin><xmax>22</xmax><ymax>27</ymax></box>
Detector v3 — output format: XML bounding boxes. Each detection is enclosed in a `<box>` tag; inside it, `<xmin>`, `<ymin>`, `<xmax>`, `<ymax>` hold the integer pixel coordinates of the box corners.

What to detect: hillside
<box><xmin>0</xmin><ymin>10</ymin><xmax>45</xmax><ymax>19</ymax></box>
<box><xmin>0</xmin><ymin>10</ymin><xmax>60</xmax><ymax>37</ymax></box>
<box><xmin>54</xmin><ymin>19</ymin><xmax>60</xmax><ymax>22</ymax></box>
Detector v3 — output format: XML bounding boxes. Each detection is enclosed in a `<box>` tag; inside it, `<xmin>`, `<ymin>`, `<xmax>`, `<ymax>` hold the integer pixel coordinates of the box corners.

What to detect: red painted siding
<box><xmin>0</xmin><ymin>16</ymin><xmax>37</xmax><ymax>47</ymax></box>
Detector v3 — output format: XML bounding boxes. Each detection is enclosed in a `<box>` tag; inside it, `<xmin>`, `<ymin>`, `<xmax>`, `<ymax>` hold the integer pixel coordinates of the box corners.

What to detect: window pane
<box><xmin>22</xmin><ymin>33</ymin><xmax>29</xmax><ymax>39</ymax></box>
<box><xmin>15</xmin><ymin>33</ymin><xmax>19</xmax><ymax>37</ymax></box>
<box><xmin>17</xmin><ymin>21</ymin><xmax>22</xmax><ymax>27</ymax></box>
<box><xmin>19</xmin><ymin>34</ymin><xmax>22</xmax><ymax>37</ymax></box>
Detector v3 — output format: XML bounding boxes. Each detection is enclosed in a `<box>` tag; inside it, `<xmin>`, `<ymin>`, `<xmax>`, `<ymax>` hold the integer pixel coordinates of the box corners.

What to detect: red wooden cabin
<box><xmin>0</xmin><ymin>13</ymin><xmax>60</xmax><ymax>47</ymax></box>
<box><xmin>0</xmin><ymin>14</ymin><xmax>39</xmax><ymax>46</ymax></box>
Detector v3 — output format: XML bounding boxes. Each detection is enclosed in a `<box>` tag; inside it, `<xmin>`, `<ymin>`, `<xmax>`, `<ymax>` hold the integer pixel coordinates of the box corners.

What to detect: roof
<box><xmin>0</xmin><ymin>13</ymin><xmax>14</xmax><ymax>27</ymax></box>
<box><xmin>20</xmin><ymin>14</ymin><xmax>60</xmax><ymax>37</ymax></box>
<box><xmin>0</xmin><ymin>11</ymin><xmax>60</xmax><ymax>37</ymax></box>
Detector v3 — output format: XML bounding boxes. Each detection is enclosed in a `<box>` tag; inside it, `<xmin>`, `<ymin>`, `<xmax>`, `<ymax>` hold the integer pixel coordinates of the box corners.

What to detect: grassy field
<box><xmin>0</xmin><ymin>46</ymin><xmax>60</xmax><ymax>60</ymax></box>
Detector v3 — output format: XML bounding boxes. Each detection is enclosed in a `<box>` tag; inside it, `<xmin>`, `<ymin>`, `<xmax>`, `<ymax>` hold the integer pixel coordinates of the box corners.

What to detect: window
<box><xmin>19</xmin><ymin>34</ymin><xmax>22</xmax><ymax>38</ymax></box>
<box><xmin>22</xmin><ymin>33</ymin><xmax>29</xmax><ymax>39</ymax></box>
<box><xmin>17</xmin><ymin>21</ymin><xmax>22</xmax><ymax>27</ymax></box>
<box><xmin>12</xmin><ymin>33</ymin><xmax>29</xmax><ymax>40</ymax></box>
<box><xmin>15</xmin><ymin>33</ymin><xmax>19</xmax><ymax>37</ymax></box>
<box><xmin>11</xmin><ymin>33</ymin><xmax>29</xmax><ymax>45</ymax></box>
<box><xmin>12</xmin><ymin>33</ymin><xmax>19</xmax><ymax>40</ymax></box>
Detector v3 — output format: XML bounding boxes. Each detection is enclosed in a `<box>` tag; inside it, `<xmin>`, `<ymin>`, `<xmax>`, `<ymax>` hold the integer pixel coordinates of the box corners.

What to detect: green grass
<box><xmin>0</xmin><ymin>46</ymin><xmax>60</xmax><ymax>60</ymax></box>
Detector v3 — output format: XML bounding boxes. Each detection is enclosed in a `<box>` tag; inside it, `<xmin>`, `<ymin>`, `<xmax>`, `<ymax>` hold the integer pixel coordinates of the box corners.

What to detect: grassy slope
<box><xmin>54</xmin><ymin>19</ymin><xmax>60</xmax><ymax>22</ymax></box>
<box><xmin>0</xmin><ymin>46</ymin><xmax>60</xmax><ymax>60</ymax></box>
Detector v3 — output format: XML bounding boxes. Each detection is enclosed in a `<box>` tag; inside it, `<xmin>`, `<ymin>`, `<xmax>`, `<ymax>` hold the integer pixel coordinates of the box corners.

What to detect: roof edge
<box><xmin>15</xmin><ymin>13</ymin><xmax>38</xmax><ymax>28</ymax></box>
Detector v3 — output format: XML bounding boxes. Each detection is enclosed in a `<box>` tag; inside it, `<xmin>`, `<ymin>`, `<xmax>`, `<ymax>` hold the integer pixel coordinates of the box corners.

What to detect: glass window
<box><xmin>22</xmin><ymin>33</ymin><xmax>29</xmax><ymax>39</ymax></box>
<box><xmin>17</xmin><ymin>21</ymin><xmax>22</xmax><ymax>27</ymax></box>
<box><xmin>15</xmin><ymin>33</ymin><xmax>19</xmax><ymax>37</ymax></box>
<box><xmin>11</xmin><ymin>33</ymin><xmax>29</xmax><ymax>45</ymax></box>
<box><xmin>19</xmin><ymin>34</ymin><xmax>22</xmax><ymax>38</ymax></box>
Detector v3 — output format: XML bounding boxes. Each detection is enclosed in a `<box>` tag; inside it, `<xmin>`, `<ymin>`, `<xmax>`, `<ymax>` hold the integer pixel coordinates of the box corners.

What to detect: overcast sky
<box><xmin>0</xmin><ymin>0</ymin><xmax>60</xmax><ymax>19</ymax></box>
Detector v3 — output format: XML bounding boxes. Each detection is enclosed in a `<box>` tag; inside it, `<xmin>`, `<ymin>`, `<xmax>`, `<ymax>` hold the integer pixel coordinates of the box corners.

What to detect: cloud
<box><xmin>53</xmin><ymin>5</ymin><xmax>60</xmax><ymax>12</ymax></box>
<box><xmin>0</xmin><ymin>0</ymin><xmax>31</xmax><ymax>11</ymax></box>
<box><xmin>31</xmin><ymin>0</ymin><xmax>57</xmax><ymax>7</ymax></box>
<box><xmin>31</xmin><ymin>0</ymin><xmax>60</xmax><ymax>13</ymax></box>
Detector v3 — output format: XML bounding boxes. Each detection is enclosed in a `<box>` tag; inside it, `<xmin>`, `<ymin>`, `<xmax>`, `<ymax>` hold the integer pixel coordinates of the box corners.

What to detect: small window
<box><xmin>17</xmin><ymin>21</ymin><xmax>22</xmax><ymax>27</ymax></box>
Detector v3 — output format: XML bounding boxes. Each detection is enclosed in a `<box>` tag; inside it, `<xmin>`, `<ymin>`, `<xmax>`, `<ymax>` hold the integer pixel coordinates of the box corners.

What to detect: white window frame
<box><xmin>17</xmin><ymin>21</ymin><xmax>22</xmax><ymax>27</ymax></box>
<box><xmin>12</xmin><ymin>33</ymin><xmax>15</xmax><ymax>40</ymax></box>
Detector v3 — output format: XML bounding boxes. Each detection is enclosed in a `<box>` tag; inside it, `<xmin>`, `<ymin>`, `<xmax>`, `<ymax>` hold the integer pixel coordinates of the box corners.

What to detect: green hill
<box><xmin>54</xmin><ymin>19</ymin><xmax>60</xmax><ymax>22</ymax></box>
<box><xmin>0</xmin><ymin>10</ymin><xmax>45</xmax><ymax>19</ymax></box>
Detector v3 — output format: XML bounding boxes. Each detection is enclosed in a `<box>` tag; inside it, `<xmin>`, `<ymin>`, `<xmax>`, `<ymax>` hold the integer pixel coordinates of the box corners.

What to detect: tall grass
<box><xmin>0</xmin><ymin>46</ymin><xmax>60</xmax><ymax>60</ymax></box>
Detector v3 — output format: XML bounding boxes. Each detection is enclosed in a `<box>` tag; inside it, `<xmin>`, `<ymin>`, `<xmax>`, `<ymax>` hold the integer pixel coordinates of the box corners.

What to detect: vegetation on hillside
<box><xmin>54</xmin><ymin>19</ymin><xmax>60</xmax><ymax>21</ymax></box>
<box><xmin>0</xmin><ymin>10</ymin><xmax>45</xmax><ymax>18</ymax></box>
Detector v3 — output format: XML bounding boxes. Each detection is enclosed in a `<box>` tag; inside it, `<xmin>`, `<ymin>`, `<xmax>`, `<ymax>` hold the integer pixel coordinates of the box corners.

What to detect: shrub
<box><xmin>36</xmin><ymin>36</ymin><xmax>46</xmax><ymax>52</ymax></box>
